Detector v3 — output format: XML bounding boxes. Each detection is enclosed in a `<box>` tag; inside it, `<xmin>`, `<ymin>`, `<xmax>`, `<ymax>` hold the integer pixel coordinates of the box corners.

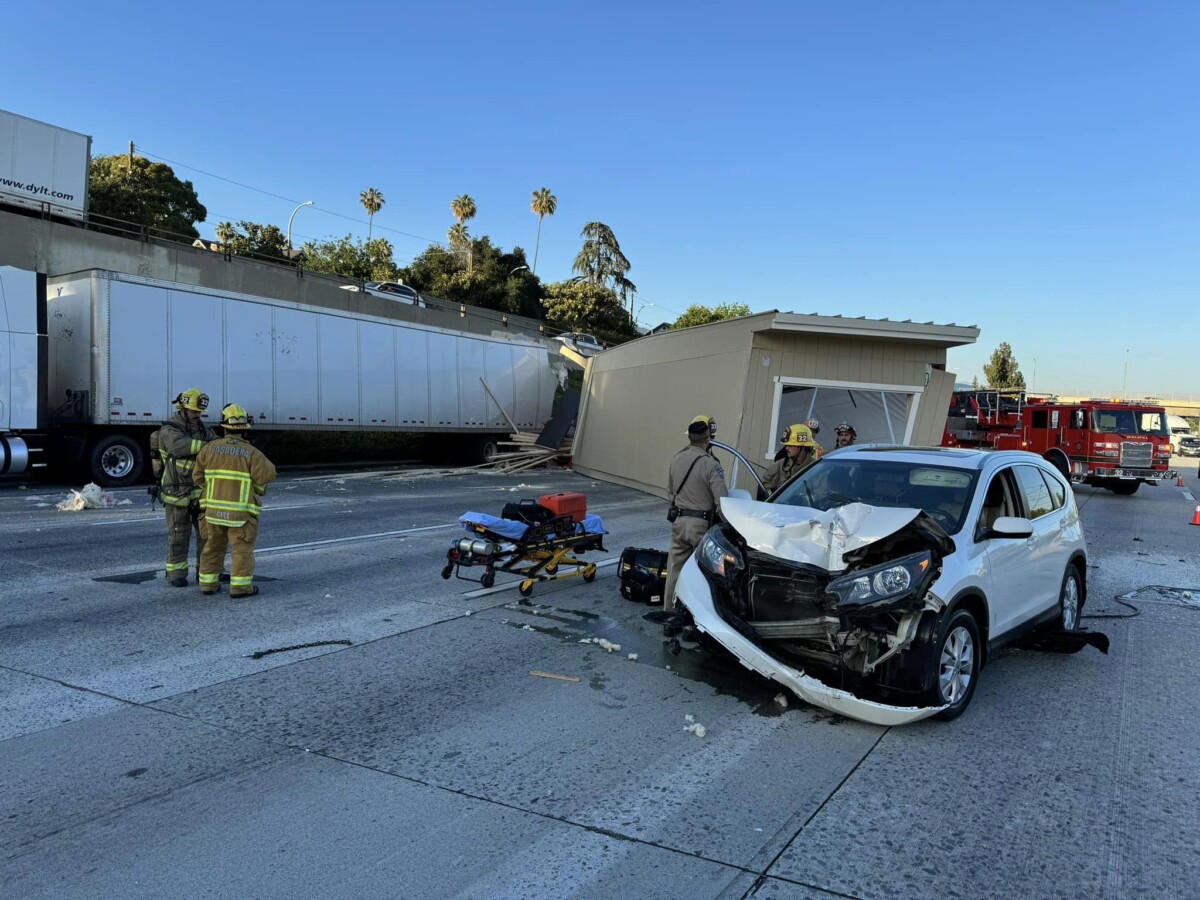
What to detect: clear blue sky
<box><xmin>4</xmin><ymin>1</ymin><xmax>1198</xmax><ymax>396</ymax></box>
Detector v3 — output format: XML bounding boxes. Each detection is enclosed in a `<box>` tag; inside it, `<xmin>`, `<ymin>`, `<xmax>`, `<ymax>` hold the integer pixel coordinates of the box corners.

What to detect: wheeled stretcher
<box><xmin>440</xmin><ymin>510</ymin><xmax>607</xmax><ymax>596</ymax></box>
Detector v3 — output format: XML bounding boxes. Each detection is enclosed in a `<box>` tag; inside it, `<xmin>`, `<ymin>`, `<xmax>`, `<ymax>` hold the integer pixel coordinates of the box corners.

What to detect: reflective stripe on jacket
<box><xmin>194</xmin><ymin>436</ymin><xmax>277</xmax><ymax>527</ymax></box>
<box><xmin>157</xmin><ymin>413</ymin><xmax>215</xmax><ymax>506</ymax></box>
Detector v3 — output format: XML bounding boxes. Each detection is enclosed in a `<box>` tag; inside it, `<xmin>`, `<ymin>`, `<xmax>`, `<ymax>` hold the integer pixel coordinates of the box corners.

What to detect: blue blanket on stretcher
<box><xmin>459</xmin><ymin>511</ymin><xmax>606</xmax><ymax>542</ymax></box>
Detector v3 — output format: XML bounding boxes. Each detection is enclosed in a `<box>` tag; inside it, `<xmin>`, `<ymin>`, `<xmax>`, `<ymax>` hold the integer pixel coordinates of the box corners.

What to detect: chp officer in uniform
<box><xmin>155</xmin><ymin>389</ymin><xmax>216</xmax><ymax>586</ymax></box>
<box><xmin>194</xmin><ymin>404</ymin><xmax>277</xmax><ymax>598</ymax></box>
<box><xmin>664</xmin><ymin>415</ymin><xmax>728</xmax><ymax>617</ymax></box>
<box><xmin>762</xmin><ymin>423</ymin><xmax>818</xmax><ymax>494</ymax></box>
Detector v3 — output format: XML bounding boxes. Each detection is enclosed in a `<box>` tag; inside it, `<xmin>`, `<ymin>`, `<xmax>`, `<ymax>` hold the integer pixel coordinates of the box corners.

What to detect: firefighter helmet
<box><xmin>835</xmin><ymin>421</ymin><xmax>856</xmax><ymax>436</ymax></box>
<box><xmin>688</xmin><ymin>415</ymin><xmax>716</xmax><ymax>437</ymax></box>
<box><xmin>805</xmin><ymin>418</ymin><xmax>821</xmax><ymax>436</ymax></box>
<box><xmin>220</xmin><ymin>404</ymin><xmax>252</xmax><ymax>430</ymax></box>
<box><xmin>780</xmin><ymin>423</ymin><xmax>815</xmax><ymax>447</ymax></box>
<box><xmin>175</xmin><ymin>389</ymin><xmax>209</xmax><ymax>412</ymax></box>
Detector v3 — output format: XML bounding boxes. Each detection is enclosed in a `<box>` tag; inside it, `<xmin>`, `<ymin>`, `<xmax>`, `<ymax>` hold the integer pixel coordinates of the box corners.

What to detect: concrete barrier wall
<box><xmin>0</xmin><ymin>208</ymin><xmax>550</xmax><ymax>340</ymax></box>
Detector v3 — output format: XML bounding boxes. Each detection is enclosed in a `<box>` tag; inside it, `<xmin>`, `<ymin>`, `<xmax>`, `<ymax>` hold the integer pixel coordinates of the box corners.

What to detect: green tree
<box><xmin>360</xmin><ymin>188</ymin><xmax>385</xmax><ymax>242</ymax></box>
<box><xmin>530</xmin><ymin>187</ymin><xmax>557</xmax><ymax>276</ymax></box>
<box><xmin>971</xmin><ymin>375</ymin><xmax>981</xmax><ymax>390</ymax></box>
<box><xmin>220</xmin><ymin>220</ymin><xmax>289</xmax><ymax>261</ymax></box>
<box><xmin>301</xmin><ymin>234</ymin><xmax>398</xmax><ymax>281</ymax></box>
<box><xmin>400</xmin><ymin>238</ymin><xmax>543</xmax><ymax>317</ymax></box>
<box><xmin>572</xmin><ymin>222</ymin><xmax>636</xmax><ymax>318</ymax></box>
<box><xmin>671</xmin><ymin>301</ymin><xmax>751</xmax><ymax>329</ymax></box>
<box><xmin>89</xmin><ymin>154</ymin><xmax>207</xmax><ymax>239</ymax></box>
<box><xmin>541</xmin><ymin>279</ymin><xmax>638</xmax><ymax>346</ymax></box>
<box><xmin>982</xmin><ymin>342</ymin><xmax>1027</xmax><ymax>390</ymax></box>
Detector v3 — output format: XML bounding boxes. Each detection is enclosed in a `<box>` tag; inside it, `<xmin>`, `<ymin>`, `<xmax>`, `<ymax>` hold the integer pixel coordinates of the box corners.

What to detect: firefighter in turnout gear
<box><xmin>762</xmin><ymin>423</ymin><xmax>817</xmax><ymax>494</ymax></box>
<box><xmin>664</xmin><ymin>415</ymin><xmax>728</xmax><ymax>617</ymax></box>
<box><xmin>156</xmin><ymin>389</ymin><xmax>215</xmax><ymax>586</ymax></box>
<box><xmin>194</xmin><ymin>404</ymin><xmax>277</xmax><ymax>598</ymax></box>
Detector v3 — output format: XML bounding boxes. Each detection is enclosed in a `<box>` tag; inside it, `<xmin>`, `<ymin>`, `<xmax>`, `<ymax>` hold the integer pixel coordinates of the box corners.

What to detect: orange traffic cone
<box><xmin>1192</xmin><ymin>503</ymin><xmax>1200</xmax><ymax>527</ymax></box>
<box><xmin>1179</xmin><ymin>476</ymin><xmax>1186</xmax><ymax>487</ymax></box>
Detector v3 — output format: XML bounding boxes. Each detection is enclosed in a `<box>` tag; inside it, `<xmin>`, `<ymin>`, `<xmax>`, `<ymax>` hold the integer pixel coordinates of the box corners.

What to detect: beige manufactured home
<box><xmin>572</xmin><ymin>312</ymin><xmax>979</xmax><ymax>497</ymax></box>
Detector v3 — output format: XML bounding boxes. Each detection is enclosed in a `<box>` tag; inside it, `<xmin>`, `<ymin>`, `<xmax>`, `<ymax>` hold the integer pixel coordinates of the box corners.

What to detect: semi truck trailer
<box><xmin>1</xmin><ymin>266</ymin><xmax>560</xmax><ymax>485</ymax></box>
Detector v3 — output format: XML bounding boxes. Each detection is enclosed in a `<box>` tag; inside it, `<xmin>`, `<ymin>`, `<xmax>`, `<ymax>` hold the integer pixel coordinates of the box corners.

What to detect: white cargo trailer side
<box><xmin>0</xmin><ymin>109</ymin><xmax>91</xmax><ymax>222</ymax></box>
<box><xmin>0</xmin><ymin>266</ymin><xmax>46</xmax><ymax>474</ymax></box>
<box><xmin>40</xmin><ymin>270</ymin><xmax>558</xmax><ymax>485</ymax></box>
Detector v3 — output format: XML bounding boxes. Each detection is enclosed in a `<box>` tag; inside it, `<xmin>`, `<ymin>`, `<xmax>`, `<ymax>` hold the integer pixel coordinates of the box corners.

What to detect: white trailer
<box><xmin>0</xmin><ymin>109</ymin><xmax>91</xmax><ymax>222</ymax></box>
<box><xmin>2</xmin><ymin>267</ymin><xmax>559</xmax><ymax>485</ymax></box>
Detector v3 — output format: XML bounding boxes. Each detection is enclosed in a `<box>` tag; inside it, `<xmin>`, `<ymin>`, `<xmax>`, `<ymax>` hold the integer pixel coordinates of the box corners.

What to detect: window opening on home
<box><xmin>770</xmin><ymin>381</ymin><xmax>922</xmax><ymax>457</ymax></box>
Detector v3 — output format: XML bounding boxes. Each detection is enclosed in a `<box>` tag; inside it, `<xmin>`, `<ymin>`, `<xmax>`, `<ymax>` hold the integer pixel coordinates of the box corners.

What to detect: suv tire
<box><xmin>930</xmin><ymin>608</ymin><xmax>981</xmax><ymax>721</ymax></box>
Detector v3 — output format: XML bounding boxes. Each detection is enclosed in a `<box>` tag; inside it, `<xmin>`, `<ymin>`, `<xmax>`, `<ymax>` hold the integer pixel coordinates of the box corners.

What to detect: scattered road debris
<box><xmin>530</xmin><ymin>671</ymin><xmax>581</xmax><ymax>683</ymax></box>
<box><xmin>55</xmin><ymin>484</ymin><xmax>132</xmax><ymax>511</ymax></box>
<box><xmin>627</xmin><ymin>653</ymin><xmax>638</xmax><ymax>661</ymax></box>
<box><xmin>774</xmin><ymin>693</ymin><xmax>789</xmax><ymax>708</ymax></box>
<box><xmin>579</xmin><ymin>637</ymin><xmax>621</xmax><ymax>653</ymax></box>
<box><xmin>683</xmin><ymin>715</ymin><xmax>707</xmax><ymax>738</ymax></box>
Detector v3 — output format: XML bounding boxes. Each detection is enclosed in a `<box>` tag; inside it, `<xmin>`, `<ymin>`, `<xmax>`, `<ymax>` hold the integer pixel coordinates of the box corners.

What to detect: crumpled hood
<box><xmin>718</xmin><ymin>497</ymin><xmax>942</xmax><ymax>571</ymax></box>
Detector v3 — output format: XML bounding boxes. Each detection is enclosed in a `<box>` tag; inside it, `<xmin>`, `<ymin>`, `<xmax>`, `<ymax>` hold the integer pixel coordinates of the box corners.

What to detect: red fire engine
<box><xmin>943</xmin><ymin>391</ymin><xmax>1177</xmax><ymax>495</ymax></box>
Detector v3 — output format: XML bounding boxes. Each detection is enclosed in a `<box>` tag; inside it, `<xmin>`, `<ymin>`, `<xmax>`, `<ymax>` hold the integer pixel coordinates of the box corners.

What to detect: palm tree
<box><xmin>447</xmin><ymin>222</ymin><xmax>470</xmax><ymax>250</ymax></box>
<box><xmin>215</xmin><ymin>221</ymin><xmax>236</xmax><ymax>253</ymax></box>
<box><xmin>450</xmin><ymin>194</ymin><xmax>477</xmax><ymax>226</ymax></box>
<box><xmin>530</xmin><ymin>187</ymin><xmax>557</xmax><ymax>276</ymax></box>
<box><xmin>449</xmin><ymin>195</ymin><xmax>477</xmax><ymax>272</ymax></box>
<box><xmin>360</xmin><ymin>188</ymin><xmax>385</xmax><ymax>242</ymax></box>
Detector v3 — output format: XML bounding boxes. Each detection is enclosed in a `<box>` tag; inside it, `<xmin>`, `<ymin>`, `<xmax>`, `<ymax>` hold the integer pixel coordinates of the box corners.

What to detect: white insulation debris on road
<box><xmin>578</xmin><ymin>637</ymin><xmax>621</xmax><ymax>653</ymax></box>
<box><xmin>774</xmin><ymin>693</ymin><xmax>789</xmax><ymax>708</ymax></box>
<box><xmin>627</xmin><ymin>653</ymin><xmax>638</xmax><ymax>661</ymax></box>
<box><xmin>684</xmin><ymin>722</ymin><xmax>707</xmax><ymax>738</ymax></box>
<box><xmin>55</xmin><ymin>484</ymin><xmax>131</xmax><ymax>511</ymax></box>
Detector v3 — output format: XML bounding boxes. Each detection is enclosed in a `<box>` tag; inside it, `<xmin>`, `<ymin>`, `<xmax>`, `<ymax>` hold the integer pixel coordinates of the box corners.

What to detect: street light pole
<box><xmin>1122</xmin><ymin>349</ymin><xmax>1130</xmax><ymax>400</ymax></box>
<box><xmin>287</xmin><ymin>201</ymin><xmax>314</xmax><ymax>253</ymax></box>
<box><xmin>509</xmin><ymin>266</ymin><xmax>529</xmax><ymax>277</ymax></box>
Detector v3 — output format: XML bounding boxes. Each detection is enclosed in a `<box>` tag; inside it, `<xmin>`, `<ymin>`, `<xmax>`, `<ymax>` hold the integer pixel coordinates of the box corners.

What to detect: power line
<box><xmin>136</xmin><ymin>146</ymin><xmax>447</xmax><ymax>247</ymax></box>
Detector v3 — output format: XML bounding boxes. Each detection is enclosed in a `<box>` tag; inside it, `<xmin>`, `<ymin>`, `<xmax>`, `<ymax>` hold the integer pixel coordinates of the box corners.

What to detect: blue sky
<box><xmin>4</xmin><ymin>1</ymin><xmax>1198</xmax><ymax>395</ymax></box>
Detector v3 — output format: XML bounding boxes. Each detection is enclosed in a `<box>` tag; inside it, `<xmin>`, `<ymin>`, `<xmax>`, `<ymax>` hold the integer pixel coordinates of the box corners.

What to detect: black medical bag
<box><xmin>502</xmin><ymin>499</ymin><xmax>555</xmax><ymax>526</ymax></box>
<box><xmin>619</xmin><ymin>546</ymin><xmax>668</xmax><ymax>604</ymax></box>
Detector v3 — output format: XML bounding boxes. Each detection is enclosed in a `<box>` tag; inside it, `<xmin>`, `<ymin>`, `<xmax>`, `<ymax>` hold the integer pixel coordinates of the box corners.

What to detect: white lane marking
<box><xmin>458</xmin><ymin>557</ymin><xmax>620</xmax><ymax>599</ymax></box>
<box><xmin>86</xmin><ymin>503</ymin><xmax>316</xmax><ymax>526</ymax></box>
<box><xmin>1184</xmin><ymin>491</ymin><xmax>1196</xmax><ymax>502</ymax></box>
<box><xmin>256</xmin><ymin>523</ymin><xmax>455</xmax><ymax>555</ymax></box>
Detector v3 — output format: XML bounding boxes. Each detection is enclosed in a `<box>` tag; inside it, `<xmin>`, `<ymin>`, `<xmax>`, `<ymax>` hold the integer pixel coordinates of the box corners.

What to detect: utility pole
<box><xmin>1122</xmin><ymin>349</ymin><xmax>1130</xmax><ymax>400</ymax></box>
<box><xmin>128</xmin><ymin>141</ymin><xmax>134</xmax><ymax>174</ymax></box>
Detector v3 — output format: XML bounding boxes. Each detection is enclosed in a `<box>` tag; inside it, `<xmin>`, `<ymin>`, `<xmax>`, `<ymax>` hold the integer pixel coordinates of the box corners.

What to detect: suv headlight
<box><xmin>696</xmin><ymin>528</ymin><xmax>744</xmax><ymax>578</ymax></box>
<box><xmin>826</xmin><ymin>551</ymin><xmax>934</xmax><ymax>611</ymax></box>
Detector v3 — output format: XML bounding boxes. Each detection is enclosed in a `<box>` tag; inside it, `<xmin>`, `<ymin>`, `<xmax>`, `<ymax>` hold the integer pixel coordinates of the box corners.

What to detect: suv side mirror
<box><xmin>982</xmin><ymin>516</ymin><xmax>1034</xmax><ymax>540</ymax></box>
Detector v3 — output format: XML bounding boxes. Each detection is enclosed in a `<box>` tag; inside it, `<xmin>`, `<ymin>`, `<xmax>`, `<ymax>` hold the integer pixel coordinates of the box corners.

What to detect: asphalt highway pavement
<box><xmin>2</xmin><ymin>459</ymin><xmax>1198</xmax><ymax>899</ymax></box>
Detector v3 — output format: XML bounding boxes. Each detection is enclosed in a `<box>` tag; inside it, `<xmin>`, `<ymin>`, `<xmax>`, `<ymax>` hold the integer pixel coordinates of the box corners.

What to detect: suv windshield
<box><xmin>1091</xmin><ymin>410</ymin><xmax>1169</xmax><ymax>435</ymax></box>
<box><xmin>772</xmin><ymin>458</ymin><xmax>978</xmax><ymax>534</ymax></box>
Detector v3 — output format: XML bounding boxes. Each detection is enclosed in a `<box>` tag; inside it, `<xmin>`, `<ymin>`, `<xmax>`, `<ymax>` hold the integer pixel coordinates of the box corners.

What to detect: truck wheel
<box><xmin>474</xmin><ymin>436</ymin><xmax>501</xmax><ymax>465</ymax></box>
<box><xmin>1044</xmin><ymin>452</ymin><xmax>1070</xmax><ymax>481</ymax></box>
<box><xmin>89</xmin><ymin>434</ymin><xmax>145</xmax><ymax>488</ymax></box>
<box><xmin>1111</xmin><ymin>481</ymin><xmax>1140</xmax><ymax>495</ymax></box>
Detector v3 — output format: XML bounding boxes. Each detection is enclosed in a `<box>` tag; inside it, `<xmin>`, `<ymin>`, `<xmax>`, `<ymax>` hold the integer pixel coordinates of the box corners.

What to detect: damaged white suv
<box><xmin>674</xmin><ymin>447</ymin><xmax>1091</xmax><ymax>726</ymax></box>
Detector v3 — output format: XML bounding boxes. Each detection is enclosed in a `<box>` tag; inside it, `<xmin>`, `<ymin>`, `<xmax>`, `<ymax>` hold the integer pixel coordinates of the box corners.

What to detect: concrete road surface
<box><xmin>2</xmin><ymin>461</ymin><xmax>1198</xmax><ymax>899</ymax></box>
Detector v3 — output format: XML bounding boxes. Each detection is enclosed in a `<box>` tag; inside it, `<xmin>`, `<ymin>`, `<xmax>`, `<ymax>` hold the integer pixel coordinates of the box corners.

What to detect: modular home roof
<box><xmin>761</xmin><ymin>312</ymin><xmax>979</xmax><ymax>347</ymax></box>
